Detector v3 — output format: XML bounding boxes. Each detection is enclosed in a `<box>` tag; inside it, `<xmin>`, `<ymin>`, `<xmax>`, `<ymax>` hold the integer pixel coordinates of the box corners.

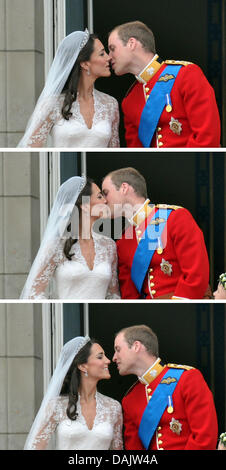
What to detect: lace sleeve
<box><xmin>18</xmin><ymin>96</ymin><xmax>61</xmax><ymax>148</ymax></box>
<box><xmin>108</xmin><ymin>97</ymin><xmax>120</xmax><ymax>148</ymax></box>
<box><xmin>22</xmin><ymin>242</ymin><xmax>65</xmax><ymax>299</ymax></box>
<box><xmin>27</xmin><ymin>398</ymin><xmax>64</xmax><ymax>450</ymax></box>
<box><xmin>26</xmin><ymin>112</ymin><xmax>56</xmax><ymax>147</ymax></box>
<box><xmin>110</xmin><ymin>402</ymin><xmax>123</xmax><ymax>450</ymax></box>
<box><xmin>106</xmin><ymin>240</ymin><xmax>121</xmax><ymax>299</ymax></box>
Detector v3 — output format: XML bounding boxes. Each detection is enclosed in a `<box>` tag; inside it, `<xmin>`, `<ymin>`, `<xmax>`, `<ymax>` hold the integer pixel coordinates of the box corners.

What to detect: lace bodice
<box><xmin>25</xmin><ymin>89</ymin><xmax>120</xmax><ymax>148</ymax></box>
<box><xmin>27</xmin><ymin>232</ymin><xmax>120</xmax><ymax>299</ymax></box>
<box><xmin>29</xmin><ymin>392</ymin><xmax>123</xmax><ymax>450</ymax></box>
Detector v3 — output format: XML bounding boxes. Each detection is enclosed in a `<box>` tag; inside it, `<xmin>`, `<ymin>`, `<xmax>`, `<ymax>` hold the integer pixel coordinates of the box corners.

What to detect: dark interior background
<box><xmin>87</xmin><ymin>303</ymin><xmax>225</xmax><ymax>435</ymax></box>
<box><xmin>91</xmin><ymin>0</ymin><xmax>223</xmax><ymax>146</ymax></box>
<box><xmin>85</xmin><ymin>152</ymin><xmax>225</xmax><ymax>291</ymax></box>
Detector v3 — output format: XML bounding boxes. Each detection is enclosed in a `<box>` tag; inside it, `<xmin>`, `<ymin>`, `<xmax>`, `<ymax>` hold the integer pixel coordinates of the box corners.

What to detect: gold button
<box><xmin>158</xmin><ymin>440</ymin><xmax>163</xmax><ymax>445</ymax></box>
<box><xmin>148</xmin><ymin>396</ymin><xmax>152</xmax><ymax>401</ymax></box>
<box><xmin>158</xmin><ymin>134</ymin><xmax>163</xmax><ymax>139</ymax></box>
<box><xmin>150</xmin><ymin>282</ymin><xmax>155</xmax><ymax>287</ymax></box>
<box><xmin>136</xmin><ymin>229</ymin><xmax>142</xmax><ymax>235</ymax></box>
<box><xmin>158</xmin><ymin>142</ymin><xmax>163</xmax><ymax>147</ymax></box>
<box><xmin>159</xmin><ymin>447</ymin><xmax>164</xmax><ymax>450</ymax></box>
<box><xmin>149</xmin><ymin>275</ymin><xmax>154</xmax><ymax>280</ymax></box>
<box><xmin>151</xmin><ymin>290</ymin><xmax>156</xmax><ymax>295</ymax></box>
<box><xmin>149</xmin><ymin>268</ymin><xmax>153</xmax><ymax>272</ymax></box>
<box><xmin>158</xmin><ymin>433</ymin><xmax>162</xmax><ymax>438</ymax></box>
<box><xmin>158</xmin><ymin>426</ymin><xmax>162</xmax><ymax>431</ymax></box>
<box><xmin>147</xmin><ymin>387</ymin><xmax>151</xmax><ymax>392</ymax></box>
<box><xmin>157</xmin><ymin>127</ymin><xmax>162</xmax><ymax>131</ymax></box>
<box><xmin>145</xmin><ymin>87</ymin><xmax>149</xmax><ymax>92</ymax></box>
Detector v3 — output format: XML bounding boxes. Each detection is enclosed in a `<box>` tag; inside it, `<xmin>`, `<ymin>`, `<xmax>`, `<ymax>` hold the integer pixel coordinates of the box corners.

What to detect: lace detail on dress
<box><xmin>25</xmin><ymin>233</ymin><xmax>120</xmax><ymax>299</ymax></box>
<box><xmin>30</xmin><ymin>393</ymin><xmax>123</xmax><ymax>450</ymax></box>
<box><xmin>26</xmin><ymin>240</ymin><xmax>65</xmax><ymax>299</ymax></box>
<box><xmin>23</xmin><ymin>89</ymin><xmax>120</xmax><ymax>148</ymax></box>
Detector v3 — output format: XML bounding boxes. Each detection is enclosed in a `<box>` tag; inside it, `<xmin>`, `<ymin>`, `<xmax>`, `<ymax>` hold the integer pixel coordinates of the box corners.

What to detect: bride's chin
<box><xmin>103</xmin><ymin>69</ymin><xmax>111</xmax><ymax>77</ymax></box>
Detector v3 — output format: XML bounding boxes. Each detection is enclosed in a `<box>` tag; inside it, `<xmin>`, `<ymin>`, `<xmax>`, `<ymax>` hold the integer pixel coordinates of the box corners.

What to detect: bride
<box><xmin>18</xmin><ymin>29</ymin><xmax>120</xmax><ymax>148</ymax></box>
<box><xmin>20</xmin><ymin>175</ymin><xmax>120</xmax><ymax>299</ymax></box>
<box><xmin>24</xmin><ymin>336</ymin><xmax>123</xmax><ymax>450</ymax></box>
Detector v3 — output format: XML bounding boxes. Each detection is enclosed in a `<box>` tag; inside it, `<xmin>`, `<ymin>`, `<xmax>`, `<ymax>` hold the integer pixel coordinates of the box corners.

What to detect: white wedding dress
<box><xmin>25</xmin><ymin>89</ymin><xmax>120</xmax><ymax>147</ymax></box>
<box><xmin>29</xmin><ymin>392</ymin><xmax>123</xmax><ymax>450</ymax></box>
<box><xmin>28</xmin><ymin>231</ymin><xmax>120</xmax><ymax>299</ymax></box>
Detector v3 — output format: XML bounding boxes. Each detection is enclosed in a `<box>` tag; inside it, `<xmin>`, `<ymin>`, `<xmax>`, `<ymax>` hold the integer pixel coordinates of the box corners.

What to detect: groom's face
<box><xmin>108</xmin><ymin>30</ymin><xmax>131</xmax><ymax>76</ymax></box>
<box><xmin>113</xmin><ymin>332</ymin><xmax>135</xmax><ymax>375</ymax></box>
<box><xmin>102</xmin><ymin>176</ymin><xmax>124</xmax><ymax>217</ymax></box>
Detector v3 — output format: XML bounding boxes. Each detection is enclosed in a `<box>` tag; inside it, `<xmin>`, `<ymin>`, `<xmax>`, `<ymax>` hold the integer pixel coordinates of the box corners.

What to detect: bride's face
<box><xmin>83</xmin><ymin>343</ymin><xmax>111</xmax><ymax>380</ymax></box>
<box><xmin>89</xmin><ymin>183</ymin><xmax>109</xmax><ymax>219</ymax></box>
<box><xmin>87</xmin><ymin>39</ymin><xmax>111</xmax><ymax>78</ymax></box>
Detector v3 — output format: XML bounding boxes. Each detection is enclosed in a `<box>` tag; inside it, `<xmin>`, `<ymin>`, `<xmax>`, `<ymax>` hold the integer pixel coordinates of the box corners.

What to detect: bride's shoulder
<box><xmin>96</xmin><ymin>233</ymin><xmax>117</xmax><ymax>250</ymax></box>
<box><xmin>98</xmin><ymin>392</ymin><xmax>122</xmax><ymax>411</ymax></box>
<box><xmin>94</xmin><ymin>89</ymin><xmax>118</xmax><ymax>106</ymax></box>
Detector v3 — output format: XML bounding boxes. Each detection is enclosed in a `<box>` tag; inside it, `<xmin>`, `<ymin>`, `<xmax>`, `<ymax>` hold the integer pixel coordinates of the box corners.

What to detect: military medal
<box><xmin>167</xmin><ymin>396</ymin><xmax>174</xmax><ymax>414</ymax></box>
<box><xmin>157</xmin><ymin>237</ymin><xmax>163</xmax><ymax>254</ymax></box>
<box><xmin>166</xmin><ymin>104</ymin><xmax>172</xmax><ymax>112</ymax></box>
<box><xmin>165</xmin><ymin>93</ymin><xmax>172</xmax><ymax>112</ymax></box>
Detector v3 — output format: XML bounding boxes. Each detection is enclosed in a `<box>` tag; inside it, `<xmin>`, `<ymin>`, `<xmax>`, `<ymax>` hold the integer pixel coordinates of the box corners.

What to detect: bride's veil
<box><xmin>24</xmin><ymin>336</ymin><xmax>90</xmax><ymax>450</ymax></box>
<box><xmin>20</xmin><ymin>175</ymin><xmax>86</xmax><ymax>298</ymax></box>
<box><xmin>17</xmin><ymin>29</ymin><xmax>90</xmax><ymax>147</ymax></box>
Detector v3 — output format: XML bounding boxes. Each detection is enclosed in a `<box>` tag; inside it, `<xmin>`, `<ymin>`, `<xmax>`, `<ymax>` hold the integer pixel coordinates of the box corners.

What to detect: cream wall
<box><xmin>0</xmin><ymin>0</ymin><xmax>44</xmax><ymax>146</ymax></box>
<box><xmin>0</xmin><ymin>153</ymin><xmax>40</xmax><ymax>299</ymax></box>
<box><xmin>0</xmin><ymin>304</ymin><xmax>43</xmax><ymax>449</ymax></box>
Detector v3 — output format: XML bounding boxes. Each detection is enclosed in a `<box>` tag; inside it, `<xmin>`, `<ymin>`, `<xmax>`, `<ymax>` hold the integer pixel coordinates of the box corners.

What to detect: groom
<box><xmin>102</xmin><ymin>167</ymin><xmax>210</xmax><ymax>299</ymax></box>
<box><xmin>108</xmin><ymin>21</ymin><xmax>221</xmax><ymax>148</ymax></box>
<box><xmin>113</xmin><ymin>324</ymin><xmax>218</xmax><ymax>450</ymax></box>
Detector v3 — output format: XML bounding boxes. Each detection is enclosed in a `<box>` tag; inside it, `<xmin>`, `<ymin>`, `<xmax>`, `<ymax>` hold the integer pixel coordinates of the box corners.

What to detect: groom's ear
<box><xmin>133</xmin><ymin>341</ymin><xmax>142</xmax><ymax>353</ymax></box>
<box><xmin>121</xmin><ymin>182</ymin><xmax>130</xmax><ymax>194</ymax></box>
<box><xmin>127</xmin><ymin>37</ymin><xmax>137</xmax><ymax>51</ymax></box>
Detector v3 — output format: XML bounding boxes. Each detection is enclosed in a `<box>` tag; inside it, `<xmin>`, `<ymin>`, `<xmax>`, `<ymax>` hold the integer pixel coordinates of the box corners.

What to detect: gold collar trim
<box><xmin>139</xmin><ymin>358</ymin><xmax>166</xmax><ymax>385</ymax></box>
<box><xmin>130</xmin><ymin>199</ymin><xmax>152</xmax><ymax>227</ymax></box>
<box><xmin>136</xmin><ymin>55</ymin><xmax>164</xmax><ymax>84</ymax></box>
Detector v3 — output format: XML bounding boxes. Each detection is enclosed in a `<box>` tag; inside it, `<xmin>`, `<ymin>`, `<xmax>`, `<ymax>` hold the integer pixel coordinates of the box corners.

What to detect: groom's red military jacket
<box><xmin>122</xmin><ymin>56</ymin><xmax>221</xmax><ymax>148</ymax></box>
<box><xmin>122</xmin><ymin>360</ymin><xmax>218</xmax><ymax>450</ymax></box>
<box><xmin>116</xmin><ymin>200</ymin><xmax>209</xmax><ymax>299</ymax></box>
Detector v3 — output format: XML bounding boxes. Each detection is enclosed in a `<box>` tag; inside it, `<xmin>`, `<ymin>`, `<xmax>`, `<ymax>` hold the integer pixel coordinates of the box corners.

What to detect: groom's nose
<box><xmin>112</xmin><ymin>352</ymin><xmax>117</xmax><ymax>362</ymax></box>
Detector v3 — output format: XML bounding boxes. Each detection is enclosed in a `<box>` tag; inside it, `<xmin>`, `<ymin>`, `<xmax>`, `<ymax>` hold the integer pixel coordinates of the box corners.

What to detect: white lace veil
<box><xmin>18</xmin><ymin>29</ymin><xmax>90</xmax><ymax>147</ymax></box>
<box><xmin>24</xmin><ymin>335</ymin><xmax>91</xmax><ymax>450</ymax></box>
<box><xmin>20</xmin><ymin>175</ymin><xmax>87</xmax><ymax>298</ymax></box>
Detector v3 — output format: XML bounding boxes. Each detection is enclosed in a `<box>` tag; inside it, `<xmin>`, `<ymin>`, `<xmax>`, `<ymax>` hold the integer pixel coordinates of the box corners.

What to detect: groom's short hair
<box><xmin>110</xmin><ymin>21</ymin><xmax>156</xmax><ymax>54</ymax></box>
<box><xmin>116</xmin><ymin>325</ymin><xmax>159</xmax><ymax>357</ymax></box>
<box><xmin>106</xmin><ymin>167</ymin><xmax>148</xmax><ymax>199</ymax></box>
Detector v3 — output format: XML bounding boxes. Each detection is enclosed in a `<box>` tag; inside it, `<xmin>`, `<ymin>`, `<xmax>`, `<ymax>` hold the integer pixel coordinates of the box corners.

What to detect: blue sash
<box><xmin>131</xmin><ymin>208</ymin><xmax>172</xmax><ymax>293</ymax></box>
<box><xmin>138</xmin><ymin>368</ymin><xmax>184</xmax><ymax>449</ymax></box>
<box><xmin>138</xmin><ymin>65</ymin><xmax>182</xmax><ymax>147</ymax></box>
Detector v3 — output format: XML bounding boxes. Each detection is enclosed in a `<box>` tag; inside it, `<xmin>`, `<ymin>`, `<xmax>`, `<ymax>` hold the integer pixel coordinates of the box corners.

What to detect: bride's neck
<box><xmin>79</xmin><ymin>381</ymin><xmax>97</xmax><ymax>403</ymax></box>
<box><xmin>79</xmin><ymin>215</ymin><xmax>95</xmax><ymax>240</ymax></box>
<box><xmin>77</xmin><ymin>74</ymin><xmax>95</xmax><ymax>100</ymax></box>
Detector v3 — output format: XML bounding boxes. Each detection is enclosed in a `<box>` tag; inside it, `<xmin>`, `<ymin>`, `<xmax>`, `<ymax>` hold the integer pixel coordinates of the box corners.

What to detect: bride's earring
<box><xmin>87</xmin><ymin>68</ymin><xmax>90</xmax><ymax>76</ymax></box>
<box><xmin>84</xmin><ymin>371</ymin><xmax>88</xmax><ymax>377</ymax></box>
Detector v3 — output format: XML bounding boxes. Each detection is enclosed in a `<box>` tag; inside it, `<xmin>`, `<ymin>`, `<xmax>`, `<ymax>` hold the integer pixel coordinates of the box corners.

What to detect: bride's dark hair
<box><xmin>60</xmin><ymin>339</ymin><xmax>96</xmax><ymax>420</ymax></box>
<box><xmin>61</xmin><ymin>34</ymin><xmax>97</xmax><ymax>120</ymax></box>
<box><xmin>63</xmin><ymin>177</ymin><xmax>94</xmax><ymax>260</ymax></box>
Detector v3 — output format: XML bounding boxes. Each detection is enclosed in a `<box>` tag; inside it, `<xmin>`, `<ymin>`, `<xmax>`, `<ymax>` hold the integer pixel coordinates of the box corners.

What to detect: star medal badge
<box><xmin>169</xmin><ymin>117</ymin><xmax>182</xmax><ymax>135</ymax></box>
<box><xmin>170</xmin><ymin>418</ymin><xmax>182</xmax><ymax>435</ymax></box>
<box><xmin>160</xmin><ymin>259</ymin><xmax>173</xmax><ymax>276</ymax></box>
